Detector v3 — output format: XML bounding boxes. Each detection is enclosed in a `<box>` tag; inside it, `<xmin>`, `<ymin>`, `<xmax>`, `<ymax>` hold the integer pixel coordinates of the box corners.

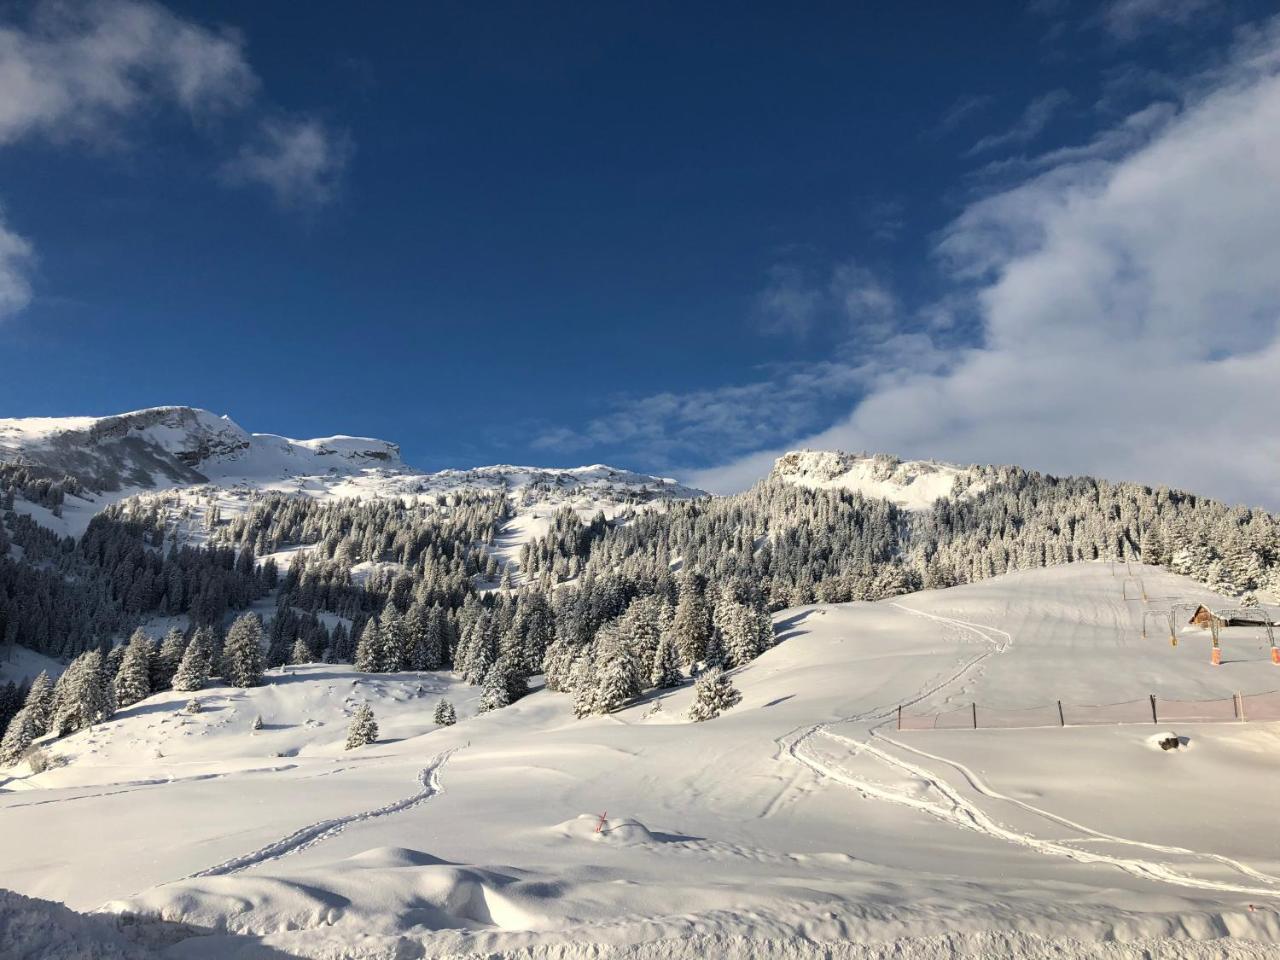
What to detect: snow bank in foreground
<box><xmin>428</xmin><ymin>933</ymin><xmax>1280</xmax><ymax>959</ymax></box>
<box><xmin>0</xmin><ymin>889</ymin><xmax>156</xmax><ymax>960</ymax></box>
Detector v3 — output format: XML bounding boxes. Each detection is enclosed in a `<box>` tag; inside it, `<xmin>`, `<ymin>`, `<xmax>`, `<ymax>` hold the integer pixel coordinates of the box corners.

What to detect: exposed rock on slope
<box><xmin>770</xmin><ymin>450</ymin><xmax>986</xmax><ymax>511</ymax></box>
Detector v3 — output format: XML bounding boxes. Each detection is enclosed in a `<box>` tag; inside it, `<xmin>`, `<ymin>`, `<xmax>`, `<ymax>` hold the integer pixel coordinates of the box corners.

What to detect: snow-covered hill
<box><xmin>4</xmin><ymin>563</ymin><xmax>1280</xmax><ymax>959</ymax></box>
<box><xmin>770</xmin><ymin>450</ymin><xmax>986</xmax><ymax>511</ymax></box>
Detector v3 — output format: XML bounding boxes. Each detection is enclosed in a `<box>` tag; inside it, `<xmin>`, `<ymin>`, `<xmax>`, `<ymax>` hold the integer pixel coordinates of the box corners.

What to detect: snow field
<box><xmin>4</xmin><ymin>562</ymin><xmax>1280</xmax><ymax>958</ymax></box>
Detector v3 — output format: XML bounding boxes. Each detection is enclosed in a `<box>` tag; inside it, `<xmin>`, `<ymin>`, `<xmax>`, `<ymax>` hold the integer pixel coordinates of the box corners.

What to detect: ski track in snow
<box><xmin>869</xmin><ymin>730</ymin><xmax>1280</xmax><ymax>889</ymax></box>
<box><xmin>782</xmin><ymin>600</ymin><xmax>1280</xmax><ymax>901</ymax></box>
<box><xmin>177</xmin><ymin>747</ymin><xmax>458</xmax><ymax>881</ymax></box>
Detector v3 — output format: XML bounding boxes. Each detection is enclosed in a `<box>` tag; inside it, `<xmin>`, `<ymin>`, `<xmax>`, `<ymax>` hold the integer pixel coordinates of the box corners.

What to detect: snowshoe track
<box><xmin>182</xmin><ymin>747</ymin><xmax>457</xmax><ymax>880</ymax></box>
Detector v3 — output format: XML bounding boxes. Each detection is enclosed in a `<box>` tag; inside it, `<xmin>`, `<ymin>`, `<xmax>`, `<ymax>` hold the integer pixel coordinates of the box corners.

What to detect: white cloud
<box><xmin>0</xmin><ymin>0</ymin><xmax>254</xmax><ymax>146</ymax></box>
<box><xmin>967</xmin><ymin>90</ymin><xmax>1072</xmax><ymax>156</ymax></box>
<box><xmin>0</xmin><ymin>210</ymin><xmax>35</xmax><ymax>319</ymax></box>
<box><xmin>220</xmin><ymin>116</ymin><xmax>351</xmax><ymax>209</ymax></box>
<box><xmin>694</xmin><ymin>19</ymin><xmax>1280</xmax><ymax>508</ymax></box>
<box><xmin>756</xmin><ymin>259</ymin><xmax>899</xmax><ymax>340</ymax></box>
<box><xmin>934</xmin><ymin>94</ymin><xmax>994</xmax><ymax>136</ymax></box>
<box><xmin>1102</xmin><ymin>0</ymin><xmax>1215</xmax><ymax>40</ymax></box>
<box><xmin>0</xmin><ymin>1</ymin><xmax>348</xmax><ymax>322</ymax></box>
<box><xmin>531</xmin><ymin>362</ymin><xmax>870</xmax><ymax>469</ymax></box>
<box><xmin>756</xmin><ymin>264</ymin><xmax>826</xmax><ymax>337</ymax></box>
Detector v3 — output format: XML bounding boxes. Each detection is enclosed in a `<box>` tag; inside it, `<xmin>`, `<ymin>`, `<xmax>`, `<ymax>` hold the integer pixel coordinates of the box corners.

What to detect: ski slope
<box><xmin>3</xmin><ymin>562</ymin><xmax>1280</xmax><ymax>959</ymax></box>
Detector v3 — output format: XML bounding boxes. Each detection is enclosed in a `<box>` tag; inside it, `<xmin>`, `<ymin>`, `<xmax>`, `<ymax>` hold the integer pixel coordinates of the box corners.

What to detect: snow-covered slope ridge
<box><xmin>0</xmin><ymin>406</ymin><xmax>403</xmax><ymax>491</ymax></box>
<box><xmin>771</xmin><ymin>450</ymin><xmax>986</xmax><ymax>511</ymax></box>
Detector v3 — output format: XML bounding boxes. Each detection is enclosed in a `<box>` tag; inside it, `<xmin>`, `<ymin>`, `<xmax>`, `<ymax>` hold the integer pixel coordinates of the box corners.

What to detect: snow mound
<box><xmin>549</xmin><ymin>815</ymin><xmax>658</xmax><ymax>845</ymax></box>
<box><xmin>0</xmin><ymin>888</ymin><xmax>158</xmax><ymax>960</ymax></box>
<box><xmin>108</xmin><ymin>850</ymin><xmax>559</xmax><ymax>935</ymax></box>
<box><xmin>771</xmin><ymin>450</ymin><xmax>985</xmax><ymax>511</ymax></box>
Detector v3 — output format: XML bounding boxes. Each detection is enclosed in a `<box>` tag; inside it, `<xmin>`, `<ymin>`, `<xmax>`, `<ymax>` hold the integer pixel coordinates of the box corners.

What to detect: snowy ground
<box><xmin>4</xmin><ymin>562</ymin><xmax>1280</xmax><ymax>959</ymax></box>
<box><xmin>0</xmin><ymin>644</ymin><xmax>65</xmax><ymax>687</ymax></box>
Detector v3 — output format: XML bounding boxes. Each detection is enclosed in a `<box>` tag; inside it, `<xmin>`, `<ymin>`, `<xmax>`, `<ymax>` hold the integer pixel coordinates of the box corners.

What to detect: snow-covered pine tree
<box><xmin>104</xmin><ymin>642</ymin><xmax>127</xmax><ymax>682</ymax></box>
<box><xmin>354</xmin><ymin>619</ymin><xmax>383</xmax><ymax>672</ymax></box>
<box><xmin>153</xmin><ymin>629</ymin><xmax>187</xmax><ymax>691</ymax></box>
<box><xmin>687</xmin><ymin>667</ymin><xmax>742</xmax><ymax>722</ymax></box>
<box><xmin>618</xmin><ymin>595</ymin><xmax>664</xmax><ymax>667</ymax></box>
<box><xmin>184</xmin><ymin>697</ymin><xmax>202</xmax><ymax>714</ymax></box>
<box><xmin>590</xmin><ymin>623</ymin><xmax>642</xmax><ymax>715</ymax></box>
<box><xmin>478</xmin><ymin>660</ymin><xmax>512</xmax><ymax>713</ymax></box>
<box><xmin>0</xmin><ymin>702</ymin><xmax>38</xmax><ymax>765</ymax></box>
<box><xmin>112</xmin><ymin>629</ymin><xmax>153</xmax><ymax>708</ymax></box>
<box><xmin>345</xmin><ymin>704</ymin><xmax>378</xmax><ymax>749</ymax></box>
<box><xmin>171</xmin><ymin>629</ymin><xmax>212</xmax><ymax>692</ymax></box>
<box><xmin>713</xmin><ymin>593</ymin><xmax>765</xmax><ymax>669</ymax></box>
<box><xmin>672</xmin><ymin>574</ymin><xmax>712</xmax><ymax>667</ymax></box>
<box><xmin>22</xmin><ymin>672</ymin><xmax>53</xmax><ymax>738</ymax></box>
<box><xmin>49</xmin><ymin>650</ymin><xmax>114</xmax><ymax>736</ymax></box>
<box><xmin>568</xmin><ymin>648</ymin><xmax>598</xmax><ymax>718</ymax></box>
<box><xmin>223</xmin><ymin>613</ymin><xmax>265</xmax><ymax>688</ymax></box>
<box><xmin>650</xmin><ymin>633</ymin><xmax>683</xmax><ymax>688</ymax></box>
<box><xmin>702</xmin><ymin>629</ymin><xmax>725</xmax><ymax>670</ymax></box>
<box><xmin>432</xmin><ymin>699</ymin><xmax>456</xmax><ymax>725</ymax></box>
<box><xmin>378</xmin><ymin>598</ymin><xmax>406</xmax><ymax>672</ymax></box>
<box><xmin>251</xmin><ymin>713</ymin><xmax>264</xmax><ymax>731</ymax></box>
<box><xmin>289</xmin><ymin>635</ymin><xmax>313</xmax><ymax>665</ymax></box>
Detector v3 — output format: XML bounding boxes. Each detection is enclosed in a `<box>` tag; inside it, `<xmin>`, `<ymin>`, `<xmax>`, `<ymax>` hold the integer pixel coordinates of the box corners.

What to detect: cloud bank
<box><xmin>690</xmin><ymin>19</ymin><xmax>1280</xmax><ymax>509</ymax></box>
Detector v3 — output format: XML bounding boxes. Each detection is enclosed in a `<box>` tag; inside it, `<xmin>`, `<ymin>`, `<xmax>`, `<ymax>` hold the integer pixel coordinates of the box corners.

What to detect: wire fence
<box><xmin>898</xmin><ymin>690</ymin><xmax>1280</xmax><ymax>731</ymax></box>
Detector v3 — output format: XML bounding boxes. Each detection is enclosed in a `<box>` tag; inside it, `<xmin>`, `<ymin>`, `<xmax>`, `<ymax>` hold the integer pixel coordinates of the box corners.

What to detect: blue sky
<box><xmin>2</xmin><ymin>1</ymin><xmax>1280</xmax><ymax>506</ymax></box>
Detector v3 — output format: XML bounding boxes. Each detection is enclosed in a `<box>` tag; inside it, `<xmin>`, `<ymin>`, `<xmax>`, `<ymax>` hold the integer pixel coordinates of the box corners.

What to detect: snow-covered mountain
<box><xmin>0</xmin><ymin>406</ymin><xmax>407</xmax><ymax>491</ymax></box>
<box><xmin>0</xmin><ymin>407</ymin><xmax>706</xmax><ymax>545</ymax></box>
<box><xmin>0</xmin><ymin>407</ymin><xmax>701</xmax><ymax>501</ymax></box>
<box><xmin>770</xmin><ymin>450</ymin><xmax>987</xmax><ymax>511</ymax></box>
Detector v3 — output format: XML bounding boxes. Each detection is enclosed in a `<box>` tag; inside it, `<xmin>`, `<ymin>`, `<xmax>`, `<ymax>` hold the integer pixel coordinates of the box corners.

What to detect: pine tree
<box><xmin>172</xmin><ymin>630</ymin><xmax>212</xmax><ymax>692</ymax></box>
<box><xmin>112</xmin><ymin>629</ymin><xmax>153</xmax><ymax>708</ymax></box>
<box><xmin>650</xmin><ymin>634</ymin><xmax>683</xmax><ymax>688</ymax></box>
<box><xmin>23</xmin><ymin>672</ymin><xmax>53</xmax><ymax>738</ymax></box>
<box><xmin>251</xmin><ymin>713</ymin><xmax>264</xmax><ymax>731</ymax></box>
<box><xmin>354</xmin><ymin>619</ymin><xmax>383</xmax><ymax>672</ymax></box>
<box><xmin>672</xmin><ymin>574</ymin><xmax>712</xmax><ymax>667</ymax></box>
<box><xmin>378</xmin><ymin>599</ymin><xmax>406</xmax><ymax>671</ymax></box>
<box><xmin>289</xmin><ymin>635</ymin><xmax>313</xmax><ymax>665</ymax></box>
<box><xmin>223</xmin><ymin>613</ymin><xmax>264</xmax><ymax>688</ymax></box>
<box><xmin>432</xmin><ymin>699</ymin><xmax>456</xmax><ymax>726</ymax></box>
<box><xmin>153</xmin><ymin>629</ymin><xmax>186</xmax><ymax>691</ymax></box>
<box><xmin>0</xmin><ymin>702</ymin><xmax>38</xmax><ymax>765</ymax></box>
<box><xmin>589</xmin><ymin>623</ymin><xmax>641</xmax><ymax>714</ymax></box>
<box><xmin>687</xmin><ymin>667</ymin><xmax>741</xmax><ymax>722</ymax></box>
<box><xmin>345</xmin><ymin>704</ymin><xmax>378</xmax><ymax>749</ymax></box>
<box><xmin>184</xmin><ymin>697</ymin><xmax>202</xmax><ymax>714</ymax></box>
<box><xmin>49</xmin><ymin>650</ymin><xmax>114</xmax><ymax>736</ymax></box>
<box><xmin>478</xmin><ymin>660</ymin><xmax>512</xmax><ymax>714</ymax></box>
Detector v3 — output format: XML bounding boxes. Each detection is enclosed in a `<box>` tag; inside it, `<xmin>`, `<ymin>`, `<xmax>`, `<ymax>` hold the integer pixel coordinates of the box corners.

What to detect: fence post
<box><xmin>1149</xmin><ymin>694</ymin><xmax>1158</xmax><ymax>724</ymax></box>
<box><xmin>972</xmin><ymin>702</ymin><xmax>978</xmax><ymax>729</ymax></box>
<box><xmin>897</xmin><ymin>705</ymin><xmax>902</xmax><ymax>731</ymax></box>
<box><xmin>1236</xmin><ymin>692</ymin><xmax>1244</xmax><ymax>722</ymax></box>
<box><xmin>1057</xmin><ymin>700</ymin><xmax>1065</xmax><ymax>727</ymax></box>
